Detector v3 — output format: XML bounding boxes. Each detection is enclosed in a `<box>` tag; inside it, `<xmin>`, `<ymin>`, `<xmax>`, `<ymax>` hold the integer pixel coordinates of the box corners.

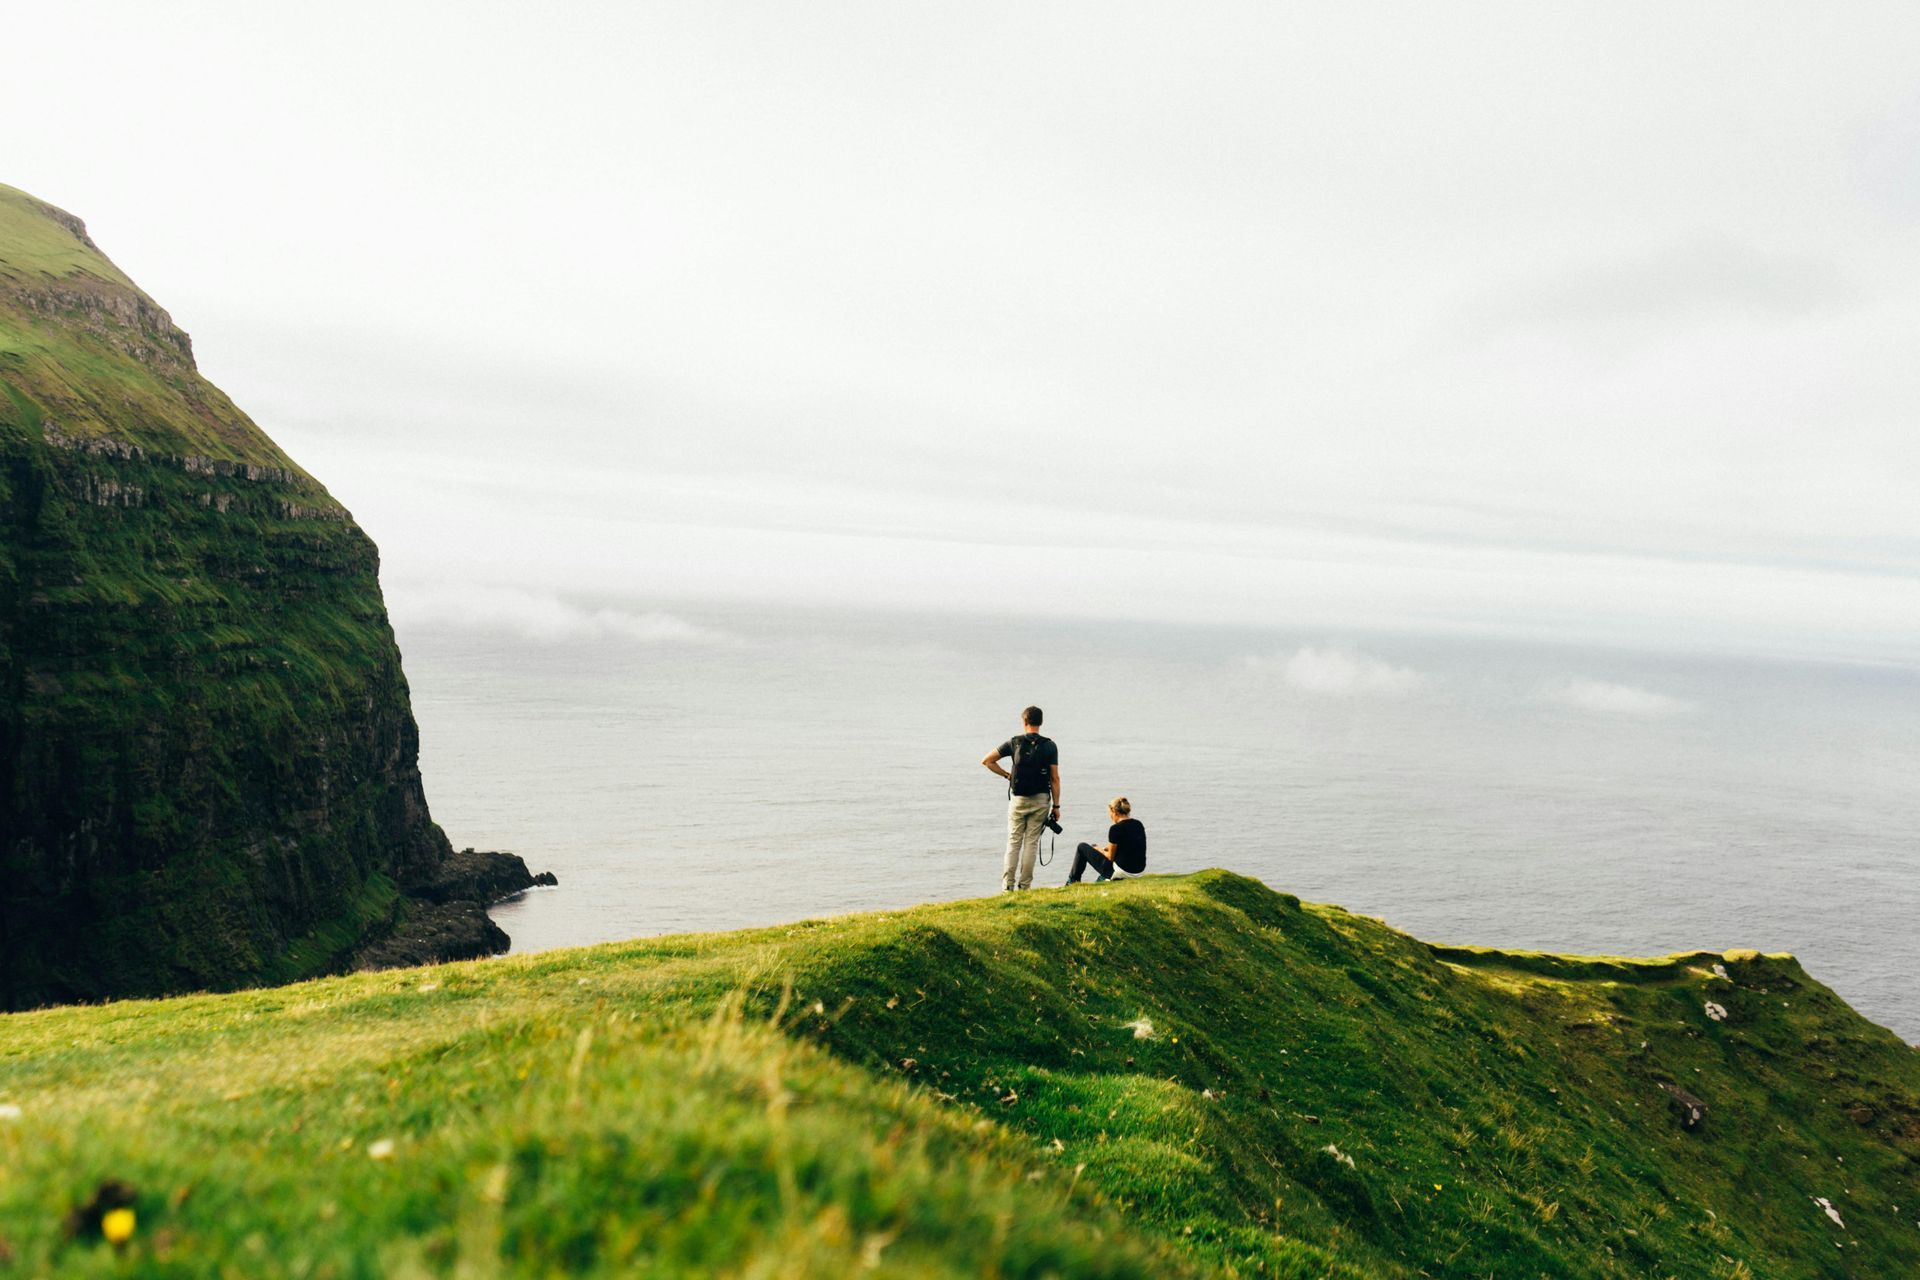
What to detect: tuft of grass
<box><xmin>1</xmin><ymin>871</ymin><xmax>1916</xmax><ymax>1278</ymax></box>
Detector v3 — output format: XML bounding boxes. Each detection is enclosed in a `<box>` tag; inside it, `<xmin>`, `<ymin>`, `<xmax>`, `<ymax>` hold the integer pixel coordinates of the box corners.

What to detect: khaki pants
<box><xmin>1004</xmin><ymin>791</ymin><xmax>1053</xmax><ymax>891</ymax></box>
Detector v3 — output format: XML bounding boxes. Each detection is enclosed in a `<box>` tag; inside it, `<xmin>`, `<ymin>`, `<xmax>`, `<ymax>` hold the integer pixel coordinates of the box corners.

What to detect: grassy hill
<box><xmin>1</xmin><ymin>871</ymin><xmax>1915</xmax><ymax>1277</ymax></box>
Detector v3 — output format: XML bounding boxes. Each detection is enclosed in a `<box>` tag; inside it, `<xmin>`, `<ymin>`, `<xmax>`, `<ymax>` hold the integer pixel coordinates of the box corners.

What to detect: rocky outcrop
<box><xmin>350</xmin><ymin>848</ymin><xmax>556</xmax><ymax>972</ymax></box>
<box><xmin>352</xmin><ymin>902</ymin><xmax>511</xmax><ymax>971</ymax></box>
<box><xmin>0</xmin><ymin>182</ymin><xmax>547</xmax><ymax>1008</ymax></box>
<box><xmin>410</xmin><ymin>846</ymin><xmax>560</xmax><ymax>907</ymax></box>
<box><xmin>1658</xmin><ymin>1081</ymin><xmax>1709</xmax><ymax>1131</ymax></box>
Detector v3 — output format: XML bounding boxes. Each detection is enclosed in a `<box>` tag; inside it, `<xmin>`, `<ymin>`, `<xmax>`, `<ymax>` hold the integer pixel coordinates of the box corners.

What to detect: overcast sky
<box><xmin>8</xmin><ymin>3</ymin><xmax>1919</xmax><ymax>661</ymax></box>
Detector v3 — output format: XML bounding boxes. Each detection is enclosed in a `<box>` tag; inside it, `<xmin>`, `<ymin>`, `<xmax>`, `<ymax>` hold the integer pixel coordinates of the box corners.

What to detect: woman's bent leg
<box><xmin>1067</xmin><ymin>843</ymin><xmax>1114</xmax><ymax>883</ymax></box>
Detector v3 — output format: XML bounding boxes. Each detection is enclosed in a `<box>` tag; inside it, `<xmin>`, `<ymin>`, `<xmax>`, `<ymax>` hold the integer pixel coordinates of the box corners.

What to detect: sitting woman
<box><xmin>1065</xmin><ymin>796</ymin><xmax>1147</xmax><ymax>884</ymax></box>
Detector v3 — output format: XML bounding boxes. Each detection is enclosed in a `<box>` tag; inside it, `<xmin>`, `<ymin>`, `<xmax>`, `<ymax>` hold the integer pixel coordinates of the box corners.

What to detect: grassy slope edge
<box><xmin>1</xmin><ymin>871</ymin><xmax>1915</xmax><ymax>1278</ymax></box>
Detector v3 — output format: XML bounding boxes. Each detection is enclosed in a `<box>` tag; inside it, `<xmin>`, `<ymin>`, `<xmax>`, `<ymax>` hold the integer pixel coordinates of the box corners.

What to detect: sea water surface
<box><xmin>398</xmin><ymin>606</ymin><xmax>1920</xmax><ymax>1041</ymax></box>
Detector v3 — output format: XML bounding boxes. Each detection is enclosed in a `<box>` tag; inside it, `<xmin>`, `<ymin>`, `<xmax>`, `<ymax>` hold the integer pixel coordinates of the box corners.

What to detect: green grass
<box><xmin>0</xmin><ymin>184</ymin><xmax>134</xmax><ymax>287</ymax></box>
<box><xmin>265</xmin><ymin>874</ymin><xmax>407</xmax><ymax>985</ymax></box>
<box><xmin>2</xmin><ymin>871</ymin><xmax>1915</xmax><ymax>1278</ymax></box>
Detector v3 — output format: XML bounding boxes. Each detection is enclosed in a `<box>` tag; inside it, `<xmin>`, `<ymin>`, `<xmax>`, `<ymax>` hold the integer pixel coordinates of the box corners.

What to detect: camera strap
<box><xmin>1038</xmin><ymin>777</ymin><xmax>1057</xmax><ymax>868</ymax></box>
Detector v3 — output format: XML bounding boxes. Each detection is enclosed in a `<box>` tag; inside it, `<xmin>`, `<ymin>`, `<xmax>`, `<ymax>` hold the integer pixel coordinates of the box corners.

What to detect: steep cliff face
<box><xmin>0</xmin><ymin>183</ymin><xmax>532</xmax><ymax>1008</ymax></box>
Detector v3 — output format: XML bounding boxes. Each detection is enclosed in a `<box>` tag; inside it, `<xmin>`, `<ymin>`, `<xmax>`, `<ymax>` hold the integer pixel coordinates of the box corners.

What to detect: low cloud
<box><xmin>1468</xmin><ymin>237</ymin><xmax>1857</xmax><ymax>338</ymax></box>
<box><xmin>390</xmin><ymin>585</ymin><xmax>735</xmax><ymax>645</ymax></box>
<box><xmin>1548</xmin><ymin>678</ymin><xmax>1693</xmax><ymax>716</ymax></box>
<box><xmin>1250</xmin><ymin>645</ymin><xmax>1426</xmax><ymax>697</ymax></box>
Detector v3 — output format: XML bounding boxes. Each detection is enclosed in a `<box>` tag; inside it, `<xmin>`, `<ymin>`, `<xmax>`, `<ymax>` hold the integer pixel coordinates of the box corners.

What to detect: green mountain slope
<box><xmin>0</xmin><ymin>183</ymin><xmax>529</xmax><ymax>1007</ymax></box>
<box><xmin>1</xmin><ymin>872</ymin><xmax>1913</xmax><ymax>1277</ymax></box>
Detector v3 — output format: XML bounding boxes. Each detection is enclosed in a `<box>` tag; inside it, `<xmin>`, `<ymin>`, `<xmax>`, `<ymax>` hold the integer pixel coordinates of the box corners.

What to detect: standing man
<box><xmin>982</xmin><ymin>705</ymin><xmax>1061</xmax><ymax>892</ymax></box>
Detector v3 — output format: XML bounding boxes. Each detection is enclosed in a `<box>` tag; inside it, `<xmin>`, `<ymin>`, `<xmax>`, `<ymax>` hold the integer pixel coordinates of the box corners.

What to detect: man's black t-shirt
<box><xmin>1108</xmin><ymin>818</ymin><xmax>1147</xmax><ymax>874</ymax></box>
<box><xmin>997</xmin><ymin>734</ymin><xmax>1058</xmax><ymax>797</ymax></box>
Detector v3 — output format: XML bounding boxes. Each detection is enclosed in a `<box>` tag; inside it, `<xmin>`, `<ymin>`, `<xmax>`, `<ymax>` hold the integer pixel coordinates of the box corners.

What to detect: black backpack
<box><xmin>1009</xmin><ymin>734</ymin><xmax>1053</xmax><ymax>798</ymax></box>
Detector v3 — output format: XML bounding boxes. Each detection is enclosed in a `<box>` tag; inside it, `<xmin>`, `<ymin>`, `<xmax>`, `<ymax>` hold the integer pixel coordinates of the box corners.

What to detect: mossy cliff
<box><xmin>0</xmin><ymin>872</ymin><xmax>1914</xmax><ymax>1277</ymax></box>
<box><xmin>0</xmin><ymin>183</ymin><xmax>540</xmax><ymax>1009</ymax></box>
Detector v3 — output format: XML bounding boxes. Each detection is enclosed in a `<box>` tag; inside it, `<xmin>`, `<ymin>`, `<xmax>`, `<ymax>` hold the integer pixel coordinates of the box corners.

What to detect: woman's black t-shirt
<box><xmin>1109</xmin><ymin>818</ymin><xmax>1147</xmax><ymax>874</ymax></box>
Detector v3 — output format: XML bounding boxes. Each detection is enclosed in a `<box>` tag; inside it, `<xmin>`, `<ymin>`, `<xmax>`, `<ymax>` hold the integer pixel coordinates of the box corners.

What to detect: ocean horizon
<box><xmin>390</xmin><ymin>601</ymin><xmax>1920</xmax><ymax>1043</ymax></box>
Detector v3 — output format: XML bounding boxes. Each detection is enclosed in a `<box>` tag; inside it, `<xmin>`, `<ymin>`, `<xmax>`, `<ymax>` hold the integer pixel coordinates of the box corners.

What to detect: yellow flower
<box><xmin>1433</xmin><ymin>1183</ymin><xmax>1443</xmax><ymax>1191</ymax></box>
<box><xmin>102</xmin><ymin>1207</ymin><xmax>136</xmax><ymax>1244</ymax></box>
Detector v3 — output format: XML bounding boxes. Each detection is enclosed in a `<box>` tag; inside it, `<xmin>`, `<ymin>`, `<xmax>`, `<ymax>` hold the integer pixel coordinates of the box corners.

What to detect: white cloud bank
<box><xmin>11</xmin><ymin>7</ymin><xmax>1920</xmax><ymax>665</ymax></box>
<box><xmin>1251</xmin><ymin>646</ymin><xmax>1426</xmax><ymax>697</ymax></box>
<box><xmin>1548</xmin><ymin>678</ymin><xmax>1693</xmax><ymax>717</ymax></box>
<box><xmin>389</xmin><ymin>586</ymin><xmax>734</xmax><ymax>646</ymax></box>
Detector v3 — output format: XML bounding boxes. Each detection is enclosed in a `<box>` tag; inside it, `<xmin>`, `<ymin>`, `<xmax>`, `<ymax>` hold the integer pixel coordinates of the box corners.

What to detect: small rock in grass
<box><xmin>1813</xmin><ymin>1196</ymin><xmax>1845</xmax><ymax>1228</ymax></box>
<box><xmin>1125</xmin><ymin>1018</ymin><xmax>1156</xmax><ymax>1040</ymax></box>
<box><xmin>0</xmin><ymin>1103</ymin><xmax>20</xmax><ymax>1121</ymax></box>
<box><xmin>1321</xmin><ymin>1144</ymin><xmax>1355</xmax><ymax>1168</ymax></box>
<box><xmin>368</xmin><ymin>1138</ymin><xmax>397</xmax><ymax>1161</ymax></box>
<box><xmin>1659</xmin><ymin>1082</ymin><xmax>1709</xmax><ymax>1131</ymax></box>
<box><xmin>1704</xmin><ymin>1001</ymin><xmax>1728</xmax><ymax>1022</ymax></box>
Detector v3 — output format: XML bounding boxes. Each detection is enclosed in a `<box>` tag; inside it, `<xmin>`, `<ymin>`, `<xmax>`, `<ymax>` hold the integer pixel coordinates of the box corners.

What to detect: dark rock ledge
<box><xmin>352</xmin><ymin>849</ymin><xmax>558</xmax><ymax>972</ymax></box>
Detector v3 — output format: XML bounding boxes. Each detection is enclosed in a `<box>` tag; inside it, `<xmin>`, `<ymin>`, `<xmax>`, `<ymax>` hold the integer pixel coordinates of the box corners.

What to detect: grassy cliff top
<box><xmin>0</xmin><ymin>184</ymin><xmax>137</xmax><ymax>288</ymax></box>
<box><xmin>1</xmin><ymin>871</ymin><xmax>1914</xmax><ymax>1277</ymax></box>
<box><xmin>0</xmin><ymin>182</ymin><xmax>315</xmax><ymax>474</ymax></box>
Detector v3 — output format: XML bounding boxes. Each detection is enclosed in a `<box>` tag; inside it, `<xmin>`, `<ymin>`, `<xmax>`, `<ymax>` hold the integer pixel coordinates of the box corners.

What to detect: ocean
<box><xmin>397</xmin><ymin>604</ymin><xmax>1920</xmax><ymax>1042</ymax></box>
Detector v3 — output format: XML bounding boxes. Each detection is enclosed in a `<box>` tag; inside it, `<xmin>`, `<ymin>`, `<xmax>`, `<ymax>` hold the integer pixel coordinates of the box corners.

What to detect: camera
<box><xmin>1043</xmin><ymin>813</ymin><xmax>1063</xmax><ymax>835</ymax></box>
